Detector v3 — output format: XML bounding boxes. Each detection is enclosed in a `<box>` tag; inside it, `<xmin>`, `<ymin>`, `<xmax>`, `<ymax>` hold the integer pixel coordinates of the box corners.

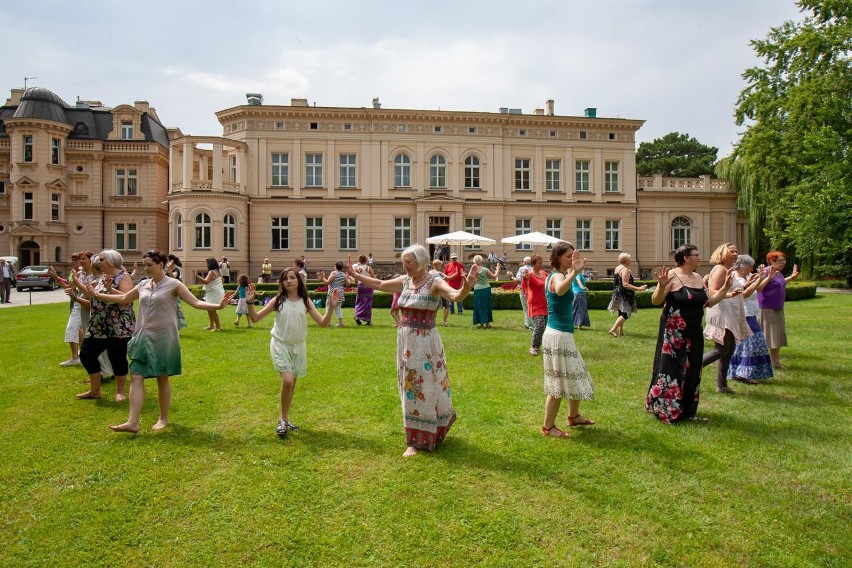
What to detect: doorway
<box><xmin>18</xmin><ymin>240</ymin><xmax>40</xmax><ymax>267</ymax></box>
<box><xmin>428</xmin><ymin>216</ymin><xmax>450</xmax><ymax>261</ymax></box>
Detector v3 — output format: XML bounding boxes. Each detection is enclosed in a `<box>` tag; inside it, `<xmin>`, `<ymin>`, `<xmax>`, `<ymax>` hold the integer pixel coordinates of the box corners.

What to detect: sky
<box><xmin>1</xmin><ymin>0</ymin><xmax>806</xmax><ymax>158</ymax></box>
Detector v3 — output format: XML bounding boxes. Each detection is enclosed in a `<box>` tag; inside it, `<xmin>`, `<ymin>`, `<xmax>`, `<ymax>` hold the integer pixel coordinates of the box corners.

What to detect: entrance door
<box><xmin>428</xmin><ymin>216</ymin><xmax>450</xmax><ymax>261</ymax></box>
<box><xmin>18</xmin><ymin>240</ymin><xmax>40</xmax><ymax>267</ymax></box>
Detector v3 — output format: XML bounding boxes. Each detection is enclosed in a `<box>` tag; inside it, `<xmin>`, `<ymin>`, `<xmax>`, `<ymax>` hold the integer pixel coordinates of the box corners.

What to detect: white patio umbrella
<box><xmin>500</xmin><ymin>231</ymin><xmax>566</xmax><ymax>246</ymax></box>
<box><xmin>426</xmin><ymin>230</ymin><xmax>496</xmax><ymax>246</ymax></box>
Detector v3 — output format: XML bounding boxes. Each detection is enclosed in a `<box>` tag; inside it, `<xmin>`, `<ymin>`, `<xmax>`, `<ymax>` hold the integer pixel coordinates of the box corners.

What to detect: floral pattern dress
<box><xmin>646</xmin><ymin>284</ymin><xmax>708</xmax><ymax>423</ymax></box>
<box><xmin>396</xmin><ymin>274</ymin><xmax>455</xmax><ymax>451</ymax></box>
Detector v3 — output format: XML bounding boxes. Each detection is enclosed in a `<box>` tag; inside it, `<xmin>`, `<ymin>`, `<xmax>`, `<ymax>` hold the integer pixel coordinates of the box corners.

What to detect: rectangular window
<box><xmin>305</xmin><ymin>153</ymin><xmax>323</xmax><ymax>187</ymax></box>
<box><xmin>271</xmin><ymin>217</ymin><xmax>289</xmax><ymax>250</ymax></box>
<box><xmin>546</xmin><ymin>219</ymin><xmax>561</xmax><ymax>241</ymax></box>
<box><xmin>576</xmin><ymin>220</ymin><xmax>591</xmax><ymax>250</ymax></box>
<box><xmin>23</xmin><ymin>192</ymin><xmax>34</xmax><ymax>220</ymax></box>
<box><xmin>115</xmin><ymin>223</ymin><xmax>138</xmax><ymax>251</ymax></box>
<box><xmin>271</xmin><ymin>153</ymin><xmax>289</xmax><ymax>187</ymax></box>
<box><xmin>575</xmin><ymin>161</ymin><xmax>590</xmax><ymax>192</ymax></box>
<box><xmin>514</xmin><ymin>219</ymin><xmax>532</xmax><ymax>250</ymax></box>
<box><xmin>339</xmin><ymin>217</ymin><xmax>357</xmax><ymax>250</ymax></box>
<box><xmin>394</xmin><ymin>217</ymin><xmax>411</xmax><ymax>250</ymax></box>
<box><xmin>605</xmin><ymin>220</ymin><xmax>621</xmax><ymax>251</ymax></box>
<box><xmin>605</xmin><ymin>161</ymin><xmax>620</xmax><ymax>193</ymax></box>
<box><xmin>514</xmin><ymin>158</ymin><xmax>530</xmax><ymax>190</ymax></box>
<box><xmin>0</xmin><ymin>180</ymin><xmax>5</xmax><ymax>194</ymax></box>
<box><xmin>464</xmin><ymin>218</ymin><xmax>482</xmax><ymax>250</ymax></box>
<box><xmin>23</xmin><ymin>135</ymin><xmax>33</xmax><ymax>162</ymax></box>
<box><xmin>121</xmin><ymin>121</ymin><xmax>133</xmax><ymax>140</ymax></box>
<box><xmin>305</xmin><ymin>217</ymin><xmax>323</xmax><ymax>250</ymax></box>
<box><xmin>51</xmin><ymin>138</ymin><xmax>60</xmax><ymax>165</ymax></box>
<box><xmin>223</xmin><ymin>215</ymin><xmax>236</xmax><ymax>249</ymax></box>
<box><xmin>115</xmin><ymin>169</ymin><xmax>138</xmax><ymax>196</ymax></box>
<box><xmin>175</xmin><ymin>215</ymin><xmax>183</xmax><ymax>250</ymax></box>
<box><xmin>229</xmin><ymin>155</ymin><xmax>237</xmax><ymax>183</ymax></box>
<box><xmin>339</xmin><ymin>154</ymin><xmax>357</xmax><ymax>188</ymax></box>
<box><xmin>51</xmin><ymin>194</ymin><xmax>60</xmax><ymax>221</ymax></box>
<box><xmin>545</xmin><ymin>159</ymin><xmax>561</xmax><ymax>192</ymax></box>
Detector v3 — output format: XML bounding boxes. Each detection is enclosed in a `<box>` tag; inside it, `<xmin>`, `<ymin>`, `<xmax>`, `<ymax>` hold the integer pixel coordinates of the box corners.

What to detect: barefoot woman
<box><xmin>348</xmin><ymin>244</ymin><xmax>479</xmax><ymax>457</ymax></box>
<box><xmin>91</xmin><ymin>250</ymin><xmax>233</xmax><ymax>432</ymax></box>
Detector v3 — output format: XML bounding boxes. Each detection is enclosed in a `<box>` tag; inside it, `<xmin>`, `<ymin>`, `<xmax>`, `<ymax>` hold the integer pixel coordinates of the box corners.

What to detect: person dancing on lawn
<box><xmin>89</xmin><ymin>250</ymin><xmax>234</xmax><ymax>433</ymax></box>
<box><xmin>234</xmin><ymin>274</ymin><xmax>252</xmax><ymax>328</ymax></box>
<box><xmin>523</xmin><ymin>254</ymin><xmax>548</xmax><ymax>356</ymax></box>
<box><xmin>572</xmin><ymin>269</ymin><xmax>591</xmax><ymax>330</ymax></box>
<box><xmin>347</xmin><ymin>245</ymin><xmax>479</xmax><ymax>457</ymax></box>
<box><xmin>470</xmin><ymin>254</ymin><xmax>500</xmax><ymax>329</ymax></box>
<box><xmin>352</xmin><ymin>254</ymin><xmax>376</xmax><ymax>325</ymax></box>
<box><xmin>245</xmin><ymin>267</ymin><xmax>341</xmax><ymax>436</ymax></box>
<box><xmin>727</xmin><ymin>254</ymin><xmax>774</xmax><ymax>384</ymax></box>
<box><xmin>758</xmin><ymin>251</ymin><xmax>800</xmax><ymax>370</ymax></box>
<box><xmin>607</xmin><ymin>253</ymin><xmax>647</xmax><ymax>337</ymax></box>
<box><xmin>196</xmin><ymin>257</ymin><xmax>224</xmax><ymax>331</ymax></box>
<box><xmin>49</xmin><ymin>254</ymin><xmax>84</xmax><ymax>366</ymax></box>
<box><xmin>321</xmin><ymin>261</ymin><xmax>350</xmax><ymax>327</ymax></box>
<box><xmin>541</xmin><ymin>242</ymin><xmax>595</xmax><ymax>438</ymax></box>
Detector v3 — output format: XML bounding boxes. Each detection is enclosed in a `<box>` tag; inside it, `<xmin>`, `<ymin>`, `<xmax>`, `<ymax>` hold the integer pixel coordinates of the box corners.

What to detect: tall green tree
<box><xmin>721</xmin><ymin>0</ymin><xmax>852</xmax><ymax>273</ymax></box>
<box><xmin>636</xmin><ymin>132</ymin><xmax>718</xmax><ymax>177</ymax></box>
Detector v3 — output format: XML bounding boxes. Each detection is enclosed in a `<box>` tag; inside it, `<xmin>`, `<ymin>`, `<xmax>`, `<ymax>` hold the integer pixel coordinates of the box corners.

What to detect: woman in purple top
<box><xmin>757</xmin><ymin>250</ymin><xmax>799</xmax><ymax>370</ymax></box>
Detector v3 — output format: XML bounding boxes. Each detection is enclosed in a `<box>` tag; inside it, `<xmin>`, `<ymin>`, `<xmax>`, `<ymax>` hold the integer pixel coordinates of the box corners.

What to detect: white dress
<box><xmin>203</xmin><ymin>274</ymin><xmax>225</xmax><ymax>305</ymax></box>
<box><xmin>269</xmin><ymin>298</ymin><xmax>308</xmax><ymax>378</ymax></box>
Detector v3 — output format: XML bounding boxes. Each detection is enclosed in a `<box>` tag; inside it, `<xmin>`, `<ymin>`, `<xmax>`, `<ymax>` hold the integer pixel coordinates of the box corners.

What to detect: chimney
<box><xmin>134</xmin><ymin>101</ymin><xmax>150</xmax><ymax>113</ymax></box>
<box><xmin>372</xmin><ymin>97</ymin><xmax>381</xmax><ymax>109</ymax></box>
<box><xmin>246</xmin><ymin>93</ymin><xmax>263</xmax><ymax>106</ymax></box>
<box><xmin>290</xmin><ymin>98</ymin><xmax>309</xmax><ymax>107</ymax></box>
<box><xmin>6</xmin><ymin>88</ymin><xmax>24</xmax><ymax>106</ymax></box>
<box><xmin>533</xmin><ymin>108</ymin><xmax>544</xmax><ymax>116</ymax></box>
<box><xmin>546</xmin><ymin>99</ymin><xmax>554</xmax><ymax>115</ymax></box>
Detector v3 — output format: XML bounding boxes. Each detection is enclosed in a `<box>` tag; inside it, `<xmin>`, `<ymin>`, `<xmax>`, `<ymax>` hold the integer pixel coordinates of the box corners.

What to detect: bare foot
<box><xmin>109</xmin><ymin>422</ymin><xmax>140</xmax><ymax>433</ymax></box>
<box><xmin>152</xmin><ymin>420</ymin><xmax>169</xmax><ymax>431</ymax></box>
<box><xmin>115</xmin><ymin>393</ymin><xmax>126</xmax><ymax>402</ymax></box>
<box><xmin>76</xmin><ymin>391</ymin><xmax>101</xmax><ymax>399</ymax></box>
<box><xmin>402</xmin><ymin>446</ymin><xmax>418</xmax><ymax>458</ymax></box>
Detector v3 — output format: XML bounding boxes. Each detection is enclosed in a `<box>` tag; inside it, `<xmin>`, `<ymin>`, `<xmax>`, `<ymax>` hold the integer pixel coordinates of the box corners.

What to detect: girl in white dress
<box><xmin>246</xmin><ymin>267</ymin><xmax>341</xmax><ymax>437</ymax></box>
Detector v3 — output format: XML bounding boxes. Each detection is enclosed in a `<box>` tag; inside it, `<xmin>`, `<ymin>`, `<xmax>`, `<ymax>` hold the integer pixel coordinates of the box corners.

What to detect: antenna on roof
<box><xmin>24</xmin><ymin>76</ymin><xmax>38</xmax><ymax>89</ymax></box>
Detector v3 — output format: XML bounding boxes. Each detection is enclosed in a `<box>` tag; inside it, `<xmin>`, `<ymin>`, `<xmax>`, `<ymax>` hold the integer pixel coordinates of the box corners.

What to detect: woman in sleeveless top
<box><xmin>607</xmin><ymin>253</ymin><xmax>647</xmax><ymax>337</ymax></box>
<box><xmin>197</xmin><ymin>257</ymin><xmax>224</xmax><ymax>331</ymax></box>
<box><xmin>646</xmin><ymin>244</ymin><xmax>733</xmax><ymax>424</ymax></box>
<box><xmin>352</xmin><ymin>254</ymin><xmax>375</xmax><ymax>325</ymax></box>
<box><xmin>540</xmin><ymin>242</ymin><xmax>595</xmax><ymax>438</ymax></box>
<box><xmin>702</xmin><ymin>243</ymin><xmax>751</xmax><ymax>394</ymax></box>
<box><xmin>347</xmin><ymin>245</ymin><xmax>480</xmax><ymax>458</ymax></box>
<box><xmin>91</xmin><ymin>250</ymin><xmax>234</xmax><ymax>433</ymax></box>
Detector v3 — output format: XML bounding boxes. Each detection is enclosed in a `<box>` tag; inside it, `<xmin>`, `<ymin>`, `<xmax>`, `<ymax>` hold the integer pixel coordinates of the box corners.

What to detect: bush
<box><xmin>785</xmin><ymin>282</ymin><xmax>817</xmax><ymax>301</ymax></box>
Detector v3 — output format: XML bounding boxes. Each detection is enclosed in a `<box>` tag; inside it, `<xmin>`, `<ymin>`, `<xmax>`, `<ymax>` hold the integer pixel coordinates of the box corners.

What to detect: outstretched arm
<box><xmin>347</xmin><ymin>253</ymin><xmax>405</xmax><ymax>293</ymax></box>
<box><xmin>90</xmin><ymin>284</ymin><xmax>141</xmax><ymax>305</ymax></box>
<box><xmin>307</xmin><ymin>289</ymin><xmax>341</xmax><ymax>327</ymax></box>
<box><xmin>176</xmin><ymin>283</ymin><xmax>234</xmax><ymax>310</ymax></box>
<box><xmin>245</xmin><ymin>284</ymin><xmax>278</xmax><ymax>323</ymax></box>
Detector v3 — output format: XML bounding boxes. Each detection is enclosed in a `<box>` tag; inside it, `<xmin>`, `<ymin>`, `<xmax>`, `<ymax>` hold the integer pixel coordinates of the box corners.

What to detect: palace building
<box><xmin>0</xmin><ymin>87</ymin><xmax>747</xmax><ymax>278</ymax></box>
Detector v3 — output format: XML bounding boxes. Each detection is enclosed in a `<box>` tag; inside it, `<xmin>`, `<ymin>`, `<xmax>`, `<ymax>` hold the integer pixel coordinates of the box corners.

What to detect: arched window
<box><xmin>194</xmin><ymin>213</ymin><xmax>211</xmax><ymax>249</ymax></box>
<box><xmin>429</xmin><ymin>154</ymin><xmax>446</xmax><ymax>188</ymax></box>
<box><xmin>393</xmin><ymin>153</ymin><xmax>411</xmax><ymax>188</ymax></box>
<box><xmin>223</xmin><ymin>214</ymin><xmax>236</xmax><ymax>249</ymax></box>
<box><xmin>55</xmin><ymin>246</ymin><xmax>62</xmax><ymax>263</ymax></box>
<box><xmin>671</xmin><ymin>216</ymin><xmax>692</xmax><ymax>250</ymax></box>
<box><xmin>464</xmin><ymin>155</ymin><xmax>480</xmax><ymax>189</ymax></box>
<box><xmin>175</xmin><ymin>214</ymin><xmax>183</xmax><ymax>250</ymax></box>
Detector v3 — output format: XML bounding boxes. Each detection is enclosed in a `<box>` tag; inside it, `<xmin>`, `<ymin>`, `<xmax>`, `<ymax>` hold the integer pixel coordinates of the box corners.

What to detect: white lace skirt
<box><xmin>542</xmin><ymin>327</ymin><xmax>594</xmax><ymax>400</ymax></box>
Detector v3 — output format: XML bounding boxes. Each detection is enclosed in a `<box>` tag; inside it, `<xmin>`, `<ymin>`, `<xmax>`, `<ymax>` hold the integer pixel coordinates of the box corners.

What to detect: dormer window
<box><xmin>120</xmin><ymin>121</ymin><xmax>133</xmax><ymax>140</ymax></box>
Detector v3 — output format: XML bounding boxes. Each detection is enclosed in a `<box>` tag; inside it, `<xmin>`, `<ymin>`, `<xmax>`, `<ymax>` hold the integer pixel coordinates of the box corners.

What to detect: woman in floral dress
<box><xmin>646</xmin><ymin>244</ymin><xmax>732</xmax><ymax>424</ymax></box>
<box><xmin>347</xmin><ymin>245</ymin><xmax>479</xmax><ymax>457</ymax></box>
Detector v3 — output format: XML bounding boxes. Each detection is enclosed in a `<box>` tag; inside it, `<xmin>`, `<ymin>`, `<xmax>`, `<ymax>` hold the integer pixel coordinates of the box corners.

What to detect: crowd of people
<box><xmin>50</xmin><ymin>242</ymin><xmax>799</xmax><ymax>454</ymax></box>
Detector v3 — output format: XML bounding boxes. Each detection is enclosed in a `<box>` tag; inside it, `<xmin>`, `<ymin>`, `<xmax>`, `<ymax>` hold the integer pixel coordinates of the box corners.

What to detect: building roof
<box><xmin>0</xmin><ymin>87</ymin><xmax>169</xmax><ymax>147</ymax></box>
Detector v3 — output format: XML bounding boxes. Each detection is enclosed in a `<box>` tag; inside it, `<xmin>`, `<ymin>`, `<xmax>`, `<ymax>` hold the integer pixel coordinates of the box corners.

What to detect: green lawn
<box><xmin>1</xmin><ymin>295</ymin><xmax>849</xmax><ymax>566</ymax></box>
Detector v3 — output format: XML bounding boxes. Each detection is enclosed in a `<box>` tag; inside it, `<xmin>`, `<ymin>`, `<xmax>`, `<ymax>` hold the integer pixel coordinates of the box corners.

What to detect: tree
<box><xmin>636</xmin><ymin>132</ymin><xmax>718</xmax><ymax>177</ymax></box>
<box><xmin>720</xmin><ymin>1</ymin><xmax>852</xmax><ymax>274</ymax></box>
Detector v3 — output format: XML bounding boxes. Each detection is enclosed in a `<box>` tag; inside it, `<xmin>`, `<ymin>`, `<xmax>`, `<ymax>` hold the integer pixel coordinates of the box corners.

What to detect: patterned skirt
<box><xmin>542</xmin><ymin>327</ymin><xmax>594</xmax><ymax>400</ymax></box>
<box><xmin>573</xmin><ymin>293</ymin><xmax>590</xmax><ymax>328</ymax></box>
<box><xmin>727</xmin><ymin>316</ymin><xmax>774</xmax><ymax>380</ymax></box>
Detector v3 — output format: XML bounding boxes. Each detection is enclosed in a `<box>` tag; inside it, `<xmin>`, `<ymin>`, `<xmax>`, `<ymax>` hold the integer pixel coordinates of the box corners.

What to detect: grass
<box><xmin>0</xmin><ymin>295</ymin><xmax>850</xmax><ymax>567</ymax></box>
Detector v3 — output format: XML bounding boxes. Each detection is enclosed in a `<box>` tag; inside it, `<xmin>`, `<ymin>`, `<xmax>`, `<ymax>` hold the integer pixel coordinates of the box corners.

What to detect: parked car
<box><xmin>16</xmin><ymin>265</ymin><xmax>56</xmax><ymax>292</ymax></box>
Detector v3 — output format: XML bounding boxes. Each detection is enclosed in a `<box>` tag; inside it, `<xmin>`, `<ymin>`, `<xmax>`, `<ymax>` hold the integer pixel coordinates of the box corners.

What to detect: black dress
<box><xmin>646</xmin><ymin>284</ymin><xmax>708</xmax><ymax>423</ymax></box>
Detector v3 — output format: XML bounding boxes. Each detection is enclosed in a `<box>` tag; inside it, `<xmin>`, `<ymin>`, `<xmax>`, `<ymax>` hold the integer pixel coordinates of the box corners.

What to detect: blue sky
<box><xmin>1</xmin><ymin>0</ymin><xmax>804</xmax><ymax>157</ymax></box>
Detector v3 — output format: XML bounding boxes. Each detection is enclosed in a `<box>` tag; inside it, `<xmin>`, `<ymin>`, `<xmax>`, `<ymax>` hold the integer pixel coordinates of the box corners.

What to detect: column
<box><xmin>212</xmin><ymin>143</ymin><xmax>223</xmax><ymax>191</ymax></box>
<box><xmin>182</xmin><ymin>142</ymin><xmax>193</xmax><ymax>190</ymax></box>
<box><xmin>327</xmin><ymin>140</ymin><xmax>336</xmax><ymax>198</ymax></box>
<box><xmin>292</xmin><ymin>140</ymin><xmax>301</xmax><ymax>197</ymax></box>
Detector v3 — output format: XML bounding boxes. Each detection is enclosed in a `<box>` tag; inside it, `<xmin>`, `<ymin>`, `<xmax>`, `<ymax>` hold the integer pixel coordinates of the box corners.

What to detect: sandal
<box><xmin>608</xmin><ymin>330</ymin><xmax>618</xmax><ymax>338</ymax></box>
<box><xmin>541</xmin><ymin>425</ymin><xmax>569</xmax><ymax>438</ymax></box>
<box><xmin>688</xmin><ymin>416</ymin><xmax>709</xmax><ymax>423</ymax></box>
<box><xmin>529</xmin><ymin>347</ymin><xmax>539</xmax><ymax>356</ymax></box>
<box><xmin>284</xmin><ymin>420</ymin><xmax>299</xmax><ymax>432</ymax></box>
<box><xmin>567</xmin><ymin>415</ymin><xmax>595</xmax><ymax>426</ymax></box>
<box><xmin>734</xmin><ymin>377</ymin><xmax>759</xmax><ymax>385</ymax></box>
<box><xmin>276</xmin><ymin>419</ymin><xmax>288</xmax><ymax>437</ymax></box>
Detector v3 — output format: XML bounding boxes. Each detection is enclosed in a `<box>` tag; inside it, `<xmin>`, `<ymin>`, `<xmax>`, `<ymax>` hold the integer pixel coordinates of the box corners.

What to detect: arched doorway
<box><xmin>18</xmin><ymin>240</ymin><xmax>40</xmax><ymax>267</ymax></box>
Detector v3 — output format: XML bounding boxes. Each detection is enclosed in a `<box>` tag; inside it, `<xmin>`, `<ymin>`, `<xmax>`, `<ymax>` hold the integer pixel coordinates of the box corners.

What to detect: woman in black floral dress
<box><xmin>646</xmin><ymin>245</ymin><xmax>732</xmax><ymax>423</ymax></box>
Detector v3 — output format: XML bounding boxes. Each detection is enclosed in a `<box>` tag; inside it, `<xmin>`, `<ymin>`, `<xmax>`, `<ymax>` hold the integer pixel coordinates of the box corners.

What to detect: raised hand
<box><xmin>466</xmin><ymin>263</ymin><xmax>482</xmax><ymax>286</ymax></box>
<box><xmin>571</xmin><ymin>250</ymin><xmax>586</xmax><ymax>272</ymax></box>
<box><xmin>346</xmin><ymin>253</ymin><xmax>355</xmax><ymax>276</ymax></box>
<box><xmin>791</xmin><ymin>264</ymin><xmax>800</xmax><ymax>278</ymax></box>
<box><xmin>328</xmin><ymin>288</ymin><xmax>342</xmax><ymax>307</ymax></box>
<box><xmin>246</xmin><ymin>283</ymin><xmax>256</xmax><ymax>304</ymax></box>
<box><xmin>655</xmin><ymin>266</ymin><xmax>672</xmax><ymax>287</ymax></box>
<box><xmin>101</xmin><ymin>274</ymin><xmax>113</xmax><ymax>292</ymax></box>
<box><xmin>219</xmin><ymin>290</ymin><xmax>236</xmax><ymax>309</ymax></box>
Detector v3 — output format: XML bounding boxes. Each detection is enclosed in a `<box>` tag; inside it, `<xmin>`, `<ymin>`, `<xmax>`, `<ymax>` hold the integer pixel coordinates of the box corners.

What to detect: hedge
<box><xmin>187</xmin><ymin>282</ymin><xmax>817</xmax><ymax>309</ymax></box>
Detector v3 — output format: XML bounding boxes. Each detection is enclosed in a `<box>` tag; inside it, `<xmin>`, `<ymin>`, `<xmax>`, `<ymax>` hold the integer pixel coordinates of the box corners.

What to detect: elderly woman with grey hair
<box><xmin>76</xmin><ymin>249</ymin><xmax>134</xmax><ymax>401</ymax></box>
<box><xmin>727</xmin><ymin>254</ymin><xmax>774</xmax><ymax>383</ymax></box>
<box><xmin>607</xmin><ymin>253</ymin><xmax>647</xmax><ymax>337</ymax></box>
<box><xmin>347</xmin><ymin>244</ymin><xmax>480</xmax><ymax>458</ymax></box>
<box><xmin>470</xmin><ymin>254</ymin><xmax>500</xmax><ymax>329</ymax></box>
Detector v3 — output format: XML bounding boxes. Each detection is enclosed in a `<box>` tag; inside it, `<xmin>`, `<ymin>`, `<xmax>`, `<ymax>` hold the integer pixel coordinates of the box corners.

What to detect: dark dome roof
<box><xmin>13</xmin><ymin>87</ymin><xmax>70</xmax><ymax>123</ymax></box>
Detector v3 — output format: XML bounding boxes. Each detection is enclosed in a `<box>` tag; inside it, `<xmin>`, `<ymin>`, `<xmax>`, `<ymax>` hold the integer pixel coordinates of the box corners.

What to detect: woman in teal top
<box><xmin>541</xmin><ymin>242</ymin><xmax>595</xmax><ymax>438</ymax></box>
<box><xmin>471</xmin><ymin>255</ymin><xmax>500</xmax><ymax>329</ymax></box>
<box><xmin>572</xmin><ymin>271</ymin><xmax>591</xmax><ymax>329</ymax></box>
